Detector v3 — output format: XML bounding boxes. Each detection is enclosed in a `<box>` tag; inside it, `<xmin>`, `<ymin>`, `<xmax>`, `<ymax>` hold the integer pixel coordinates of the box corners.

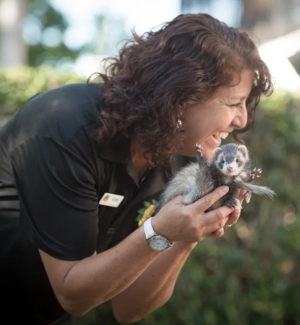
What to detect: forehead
<box><xmin>215</xmin><ymin>69</ymin><xmax>254</xmax><ymax>100</ymax></box>
<box><xmin>220</xmin><ymin>145</ymin><xmax>246</xmax><ymax>163</ymax></box>
<box><xmin>222</xmin><ymin>145</ymin><xmax>237</xmax><ymax>161</ymax></box>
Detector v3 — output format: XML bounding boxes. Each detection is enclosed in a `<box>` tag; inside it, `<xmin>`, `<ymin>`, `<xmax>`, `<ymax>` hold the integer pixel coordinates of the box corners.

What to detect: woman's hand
<box><xmin>211</xmin><ymin>189</ymin><xmax>246</xmax><ymax>237</ymax></box>
<box><xmin>152</xmin><ymin>186</ymin><xmax>237</xmax><ymax>243</ymax></box>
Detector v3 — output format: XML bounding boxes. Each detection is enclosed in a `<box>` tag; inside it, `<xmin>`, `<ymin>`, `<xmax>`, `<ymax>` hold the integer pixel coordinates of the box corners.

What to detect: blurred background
<box><xmin>1</xmin><ymin>1</ymin><xmax>300</xmax><ymax>324</ymax></box>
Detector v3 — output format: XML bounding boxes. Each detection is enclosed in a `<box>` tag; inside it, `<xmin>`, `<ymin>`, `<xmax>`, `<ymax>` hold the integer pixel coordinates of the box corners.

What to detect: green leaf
<box><xmin>138</xmin><ymin>208</ymin><xmax>145</xmax><ymax>215</ymax></box>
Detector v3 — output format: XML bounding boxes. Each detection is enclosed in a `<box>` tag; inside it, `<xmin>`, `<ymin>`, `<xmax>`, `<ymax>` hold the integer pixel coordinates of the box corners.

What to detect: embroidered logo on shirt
<box><xmin>99</xmin><ymin>193</ymin><xmax>124</xmax><ymax>207</ymax></box>
<box><xmin>136</xmin><ymin>199</ymin><xmax>162</xmax><ymax>226</ymax></box>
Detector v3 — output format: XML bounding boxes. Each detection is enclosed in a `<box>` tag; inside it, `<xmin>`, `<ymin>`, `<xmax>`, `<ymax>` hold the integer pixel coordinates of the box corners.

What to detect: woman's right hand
<box><xmin>152</xmin><ymin>186</ymin><xmax>236</xmax><ymax>243</ymax></box>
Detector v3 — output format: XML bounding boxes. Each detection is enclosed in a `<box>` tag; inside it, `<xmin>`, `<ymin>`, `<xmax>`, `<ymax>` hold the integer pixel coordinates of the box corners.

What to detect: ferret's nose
<box><xmin>227</xmin><ymin>167</ymin><xmax>233</xmax><ymax>172</ymax></box>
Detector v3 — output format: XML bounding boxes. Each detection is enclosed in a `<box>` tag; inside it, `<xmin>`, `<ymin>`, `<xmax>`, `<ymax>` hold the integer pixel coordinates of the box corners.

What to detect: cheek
<box><xmin>183</xmin><ymin>110</ymin><xmax>211</xmax><ymax>137</ymax></box>
<box><xmin>223</xmin><ymin>113</ymin><xmax>234</xmax><ymax>126</ymax></box>
<box><xmin>217</xmin><ymin>108</ymin><xmax>235</xmax><ymax>125</ymax></box>
<box><xmin>185</xmin><ymin>123</ymin><xmax>208</xmax><ymax>146</ymax></box>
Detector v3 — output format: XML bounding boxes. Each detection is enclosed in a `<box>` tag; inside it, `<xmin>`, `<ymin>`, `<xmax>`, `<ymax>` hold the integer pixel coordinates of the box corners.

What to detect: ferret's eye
<box><xmin>236</xmin><ymin>159</ymin><xmax>239</xmax><ymax>163</ymax></box>
<box><xmin>221</xmin><ymin>160</ymin><xmax>225</xmax><ymax>165</ymax></box>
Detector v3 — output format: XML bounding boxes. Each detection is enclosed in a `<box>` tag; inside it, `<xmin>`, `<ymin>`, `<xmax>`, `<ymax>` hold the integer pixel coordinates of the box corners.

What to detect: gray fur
<box><xmin>160</xmin><ymin>162</ymin><xmax>215</xmax><ymax>206</ymax></box>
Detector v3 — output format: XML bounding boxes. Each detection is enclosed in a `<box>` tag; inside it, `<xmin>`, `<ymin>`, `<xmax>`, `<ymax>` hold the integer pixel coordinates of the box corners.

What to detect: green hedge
<box><xmin>0</xmin><ymin>65</ymin><xmax>85</xmax><ymax>124</ymax></box>
<box><xmin>1</xmin><ymin>66</ymin><xmax>300</xmax><ymax>324</ymax></box>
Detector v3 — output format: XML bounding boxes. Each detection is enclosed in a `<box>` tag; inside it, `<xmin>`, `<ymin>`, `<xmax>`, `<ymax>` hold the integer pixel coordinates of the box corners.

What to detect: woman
<box><xmin>0</xmin><ymin>13</ymin><xmax>272</xmax><ymax>325</ymax></box>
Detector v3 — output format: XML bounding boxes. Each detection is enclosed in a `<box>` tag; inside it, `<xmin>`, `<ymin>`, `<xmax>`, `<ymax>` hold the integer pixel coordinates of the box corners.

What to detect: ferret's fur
<box><xmin>159</xmin><ymin>143</ymin><xmax>276</xmax><ymax>212</ymax></box>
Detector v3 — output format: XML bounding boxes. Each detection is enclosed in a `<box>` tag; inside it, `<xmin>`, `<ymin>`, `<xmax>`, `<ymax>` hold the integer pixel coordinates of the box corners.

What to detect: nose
<box><xmin>227</xmin><ymin>166</ymin><xmax>233</xmax><ymax>172</ymax></box>
<box><xmin>232</xmin><ymin>104</ymin><xmax>248</xmax><ymax>129</ymax></box>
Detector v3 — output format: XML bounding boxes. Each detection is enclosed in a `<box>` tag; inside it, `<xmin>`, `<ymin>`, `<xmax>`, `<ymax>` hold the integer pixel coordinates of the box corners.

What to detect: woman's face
<box><xmin>176</xmin><ymin>69</ymin><xmax>254</xmax><ymax>159</ymax></box>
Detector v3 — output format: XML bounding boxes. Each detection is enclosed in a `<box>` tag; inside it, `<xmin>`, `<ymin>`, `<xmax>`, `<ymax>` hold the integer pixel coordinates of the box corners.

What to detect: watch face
<box><xmin>148</xmin><ymin>235</ymin><xmax>171</xmax><ymax>252</ymax></box>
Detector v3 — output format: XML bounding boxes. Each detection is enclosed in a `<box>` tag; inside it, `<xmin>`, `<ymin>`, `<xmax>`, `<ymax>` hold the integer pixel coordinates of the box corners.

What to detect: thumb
<box><xmin>192</xmin><ymin>186</ymin><xmax>229</xmax><ymax>214</ymax></box>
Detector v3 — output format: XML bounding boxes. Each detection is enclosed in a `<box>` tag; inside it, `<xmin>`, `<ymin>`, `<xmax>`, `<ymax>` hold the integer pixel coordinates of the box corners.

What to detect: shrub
<box><xmin>0</xmin><ymin>65</ymin><xmax>85</xmax><ymax>125</ymax></box>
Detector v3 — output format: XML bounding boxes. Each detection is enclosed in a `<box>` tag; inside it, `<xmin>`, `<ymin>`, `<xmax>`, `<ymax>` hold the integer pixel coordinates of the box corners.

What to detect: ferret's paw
<box><xmin>249</xmin><ymin>168</ymin><xmax>262</xmax><ymax>180</ymax></box>
<box><xmin>225</xmin><ymin>198</ymin><xmax>241</xmax><ymax>209</ymax></box>
<box><xmin>244</xmin><ymin>191</ymin><xmax>252</xmax><ymax>203</ymax></box>
<box><xmin>195</xmin><ymin>144</ymin><xmax>204</xmax><ymax>158</ymax></box>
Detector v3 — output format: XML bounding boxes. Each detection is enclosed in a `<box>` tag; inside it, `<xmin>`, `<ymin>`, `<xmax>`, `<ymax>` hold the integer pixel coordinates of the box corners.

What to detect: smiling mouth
<box><xmin>213</xmin><ymin>132</ymin><xmax>229</xmax><ymax>141</ymax></box>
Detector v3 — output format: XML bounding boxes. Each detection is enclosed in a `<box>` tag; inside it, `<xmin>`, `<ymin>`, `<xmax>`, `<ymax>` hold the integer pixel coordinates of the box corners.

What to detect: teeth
<box><xmin>220</xmin><ymin>132</ymin><xmax>228</xmax><ymax>139</ymax></box>
<box><xmin>214</xmin><ymin>132</ymin><xmax>228</xmax><ymax>139</ymax></box>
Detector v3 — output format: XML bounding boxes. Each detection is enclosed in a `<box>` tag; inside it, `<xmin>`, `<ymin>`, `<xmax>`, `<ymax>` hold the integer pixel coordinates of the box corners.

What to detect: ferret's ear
<box><xmin>238</xmin><ymin>145</ymin><xmax>249</xmax><ymax>158</ymax></box>
<box><xmin>213</xmin><ymin>147</ymin><xmax>222</xmax><ymax>158</ymax></box>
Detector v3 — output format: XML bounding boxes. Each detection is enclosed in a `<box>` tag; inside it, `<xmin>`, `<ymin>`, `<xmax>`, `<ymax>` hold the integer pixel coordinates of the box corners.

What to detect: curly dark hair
<box><xmin>92</xmin><ymin>13</ymin><xmax>273</xmax><ymax>166</ymax></box>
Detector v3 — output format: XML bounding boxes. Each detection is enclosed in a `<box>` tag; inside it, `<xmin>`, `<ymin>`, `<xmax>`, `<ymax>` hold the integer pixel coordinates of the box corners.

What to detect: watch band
<box><xmin>143</xmin><ymin>217</ymin><xmax>156</xmax><ymax>239</ymax></box>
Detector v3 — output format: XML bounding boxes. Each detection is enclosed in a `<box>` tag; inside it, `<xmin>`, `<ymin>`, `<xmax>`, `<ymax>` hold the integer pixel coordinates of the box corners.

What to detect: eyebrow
<box><xmin>230</xmin><ymin>96</ymin><xmax>246</xmax><ymax>101</ymax></box>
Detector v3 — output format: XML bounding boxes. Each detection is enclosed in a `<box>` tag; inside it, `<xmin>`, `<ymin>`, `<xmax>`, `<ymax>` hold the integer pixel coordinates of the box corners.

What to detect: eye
<box><xmin>230</xmin><ymin>103</ymin><xmax>241</xmax><ymax>108</ymax></box>
<box><xmin>220</xmin><ymin>160</ymin><xmax>225</xmax><ymax>165</ymax></box>
<box><xmin>236</xmin><ymin>159</ymin><xmax>239</xmax><ymax>163</ymax></box>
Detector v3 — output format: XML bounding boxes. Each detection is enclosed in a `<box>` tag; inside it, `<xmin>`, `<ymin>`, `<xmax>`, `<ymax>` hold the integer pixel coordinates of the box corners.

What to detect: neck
<box><xmin>130</xmin><ymin>141</ymin><xmax>152</xmax><ymax>181</ymax></box>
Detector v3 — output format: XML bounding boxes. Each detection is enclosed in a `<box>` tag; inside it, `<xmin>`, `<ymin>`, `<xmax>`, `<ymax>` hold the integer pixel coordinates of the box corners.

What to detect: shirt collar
<box><xmin>96</xmin><ymin>137</ymin><xmax>196</xmax><ymax>187</ymax></box>
<box><xmin>97</xmin><ymin>137</ymin><xmax>142</xmax><ymax>186</ymax></box>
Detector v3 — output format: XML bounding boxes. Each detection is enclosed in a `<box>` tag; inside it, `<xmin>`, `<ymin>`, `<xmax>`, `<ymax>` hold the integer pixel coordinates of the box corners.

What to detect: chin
<box><xmin>201</xmin><ymin>145</ymin><xmax>215</xmax><ymax>160</ymax></box>
<box><xmin>204</xmin><ymin>150</ymin><xmax>214</xmax><ymax>160</ymax></box>
<box><xmin>199</xmin><ymin>135</ymin><xmax>223</xmax><ymax>160</ymax></box>
<box><xmin>176</xmin><ymin>143</ymin><xmax>216</xmax><ymax>159</ymax></box>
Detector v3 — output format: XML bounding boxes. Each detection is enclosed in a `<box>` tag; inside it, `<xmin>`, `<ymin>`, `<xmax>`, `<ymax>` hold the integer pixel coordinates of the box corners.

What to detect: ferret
<box><xmin>157</xmin><ymin>143</ymin><xmax>276</xmax><ymax>212</ymax></box>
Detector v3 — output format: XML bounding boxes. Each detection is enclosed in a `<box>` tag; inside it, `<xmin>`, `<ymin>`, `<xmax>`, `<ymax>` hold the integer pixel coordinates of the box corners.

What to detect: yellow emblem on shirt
<box><xmin>136</xmin><ymin>200</ymin><xmax>157</xmax><ymax>227</ymax></box>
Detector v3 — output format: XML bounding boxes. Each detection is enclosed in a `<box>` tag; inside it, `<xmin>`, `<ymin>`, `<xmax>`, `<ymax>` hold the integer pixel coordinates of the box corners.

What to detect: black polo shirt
<box><xmin>0</xmin><ymin>82</ymin><xmax>193</xmax><ymax>324</ymax></box>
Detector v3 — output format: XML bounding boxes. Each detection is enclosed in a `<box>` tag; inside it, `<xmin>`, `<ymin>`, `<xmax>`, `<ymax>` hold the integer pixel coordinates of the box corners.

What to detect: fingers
<box><xmin>209</xmin><ymin>203</ymin><xmax>241</xmax><ymax>236</ymax></box>
<box><xmin>225</xmin><ymin>205</ymin><xmax>241</xmax><ymax>226</ymax></box>
<box><xmin>199</xmin><ymin>195</ymin><xmax>242</xmax><ymax>236</ymax></box>
<box><xmin>157</xmin><ymin>189</ymin><xmax>242</xmax><ymax>242</ymax></box>
<box><xmin>210</xmin><ymin>228</ymin><xmax>224</xmax><ymax>238</ymax></box>
<box><xmin>192</xmin><ymin>186</ymin><xmax>229</xmax><ymax>214</ymax></box>
<box><xmin>199</xmin><ymin>205</ymin><xmax>232</xmax><ymax>235</ymax></box>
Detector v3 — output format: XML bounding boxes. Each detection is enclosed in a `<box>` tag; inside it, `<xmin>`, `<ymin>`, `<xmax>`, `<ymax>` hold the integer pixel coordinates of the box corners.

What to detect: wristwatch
<box><xmin>143</xmin><ymin>217</ymin><xmax>173</xmax><ymax>252</ymax></box>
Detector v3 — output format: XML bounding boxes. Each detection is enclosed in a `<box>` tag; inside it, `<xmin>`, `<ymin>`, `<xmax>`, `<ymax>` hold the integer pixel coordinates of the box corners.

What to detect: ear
<box><xmin>238</xmin><ymin>145</ymin><xmax>249</xmax><ymax>159</ymax></box>
<box><xmin>213</xmin><ymin>147</ymin><xmax>222</xmax><ymax>159</ymax></box>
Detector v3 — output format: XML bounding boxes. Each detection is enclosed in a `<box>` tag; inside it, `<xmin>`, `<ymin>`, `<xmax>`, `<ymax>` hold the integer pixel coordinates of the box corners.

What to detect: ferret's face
<box><xmin>214</xmin><ymin>145</ymin><xmax>248</xmax><ymax>176</ymax></box>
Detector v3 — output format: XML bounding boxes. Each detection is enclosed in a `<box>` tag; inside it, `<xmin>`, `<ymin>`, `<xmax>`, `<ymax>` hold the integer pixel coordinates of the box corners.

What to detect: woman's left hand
<box><xmin>211</xmin><ymin>189</ymin><xmax>246</xmax><ymax>237</ymax></box>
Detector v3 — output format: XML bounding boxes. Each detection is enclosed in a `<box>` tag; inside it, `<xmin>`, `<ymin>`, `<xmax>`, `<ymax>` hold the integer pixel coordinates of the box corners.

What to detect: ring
<box><xmin>225</xmin><ymin>224</ymin><xmax>233</xmax><ymax>228</ymax></box>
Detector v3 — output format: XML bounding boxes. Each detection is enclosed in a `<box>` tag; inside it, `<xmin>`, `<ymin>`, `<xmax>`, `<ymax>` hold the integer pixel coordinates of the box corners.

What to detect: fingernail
<box><xmin>222</xmin><ymin>186</ymin><xmax>229</xmax><ymax>193</ymax></box>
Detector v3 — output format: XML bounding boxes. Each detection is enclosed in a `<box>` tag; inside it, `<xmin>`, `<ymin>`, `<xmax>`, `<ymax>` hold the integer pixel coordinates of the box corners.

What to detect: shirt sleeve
<box><xmin>10</xmin><ymin>134</ymin><xmax>100</xmax><ymax>260</ymax></box>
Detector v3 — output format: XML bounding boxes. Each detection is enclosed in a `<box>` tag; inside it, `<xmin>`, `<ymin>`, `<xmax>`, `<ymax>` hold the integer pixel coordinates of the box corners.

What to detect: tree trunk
<box><xmin>0</xmin><ymin>0</ymin><xmax>28</xmax><ymax>68</ymax></box>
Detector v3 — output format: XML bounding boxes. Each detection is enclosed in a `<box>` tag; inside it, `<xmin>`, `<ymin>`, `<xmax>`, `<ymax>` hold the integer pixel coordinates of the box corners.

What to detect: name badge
<box><xmin>99</xmin><ymin>193</ymin><xmax>124</xmax><ymax>208</ymax></box>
